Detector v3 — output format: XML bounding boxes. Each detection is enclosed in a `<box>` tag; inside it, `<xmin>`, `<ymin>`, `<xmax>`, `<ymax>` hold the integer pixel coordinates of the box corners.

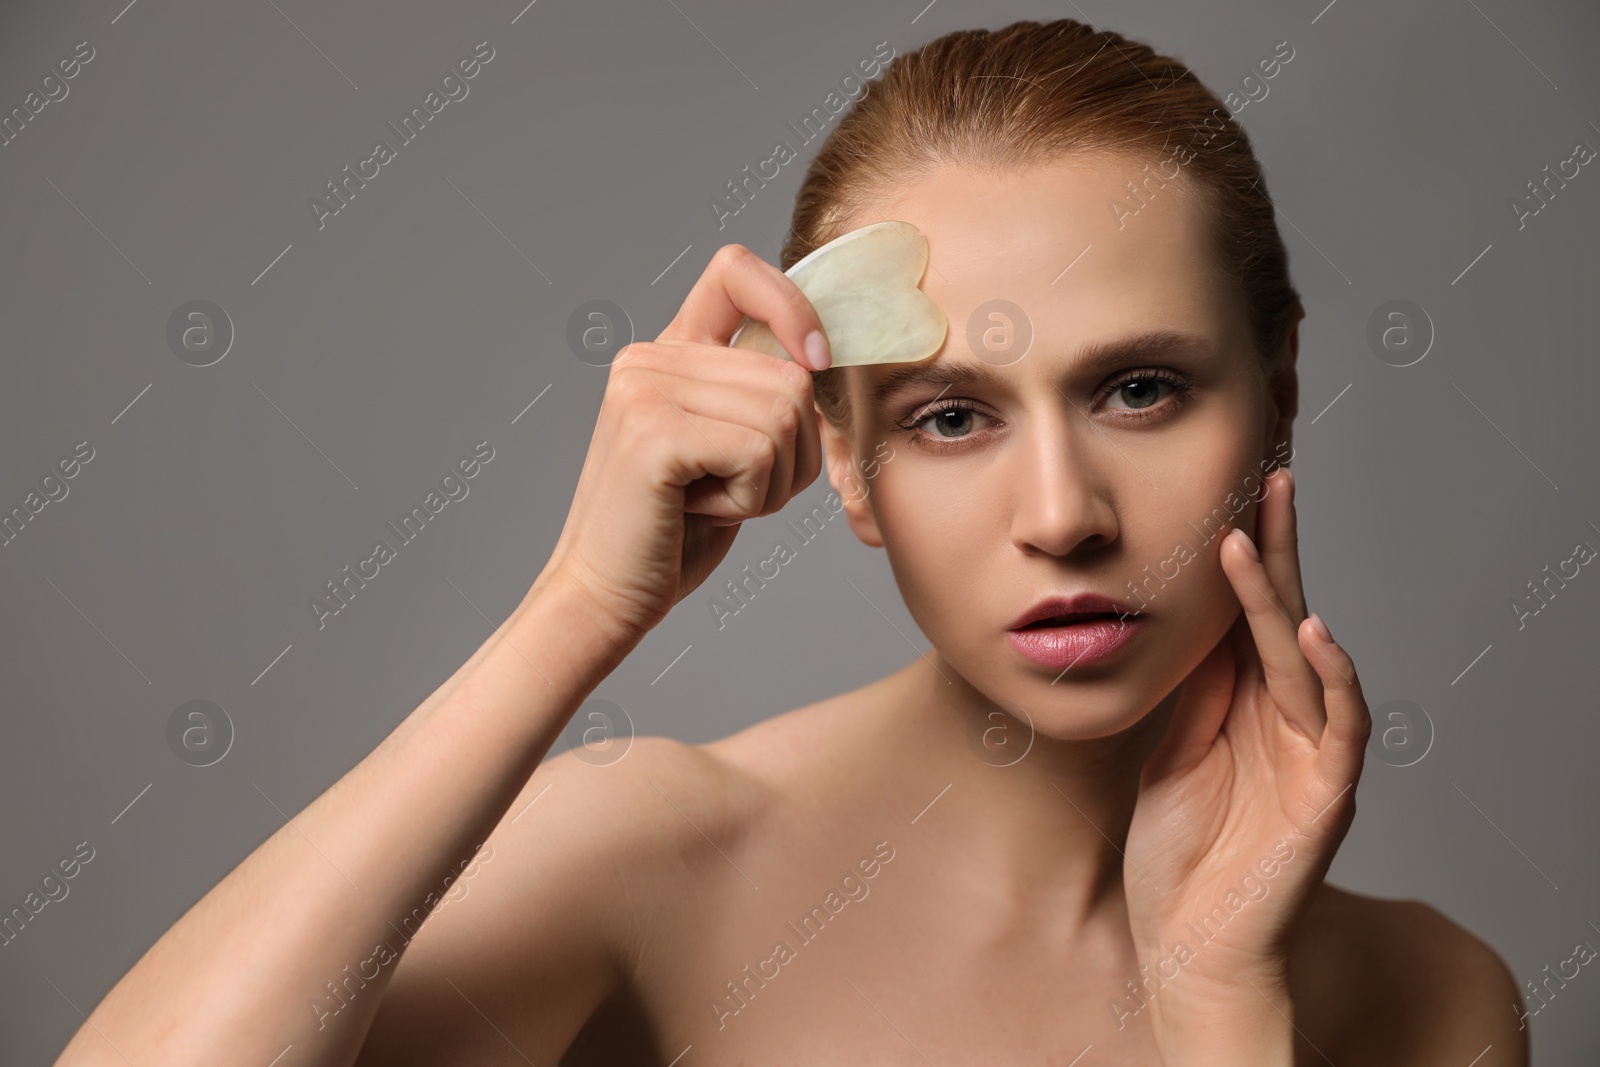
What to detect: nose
<box><xmin>1008</xmin><ymin>405</ymin><xmax>1120</xmax><ymax>559</ymax></box>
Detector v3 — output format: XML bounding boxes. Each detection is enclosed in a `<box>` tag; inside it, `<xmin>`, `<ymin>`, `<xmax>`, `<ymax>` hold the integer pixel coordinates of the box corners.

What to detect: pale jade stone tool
<box><xmin>729</xmin><ymin>220</ymin><xmax>947</xmax><ymax>366</ymax></box>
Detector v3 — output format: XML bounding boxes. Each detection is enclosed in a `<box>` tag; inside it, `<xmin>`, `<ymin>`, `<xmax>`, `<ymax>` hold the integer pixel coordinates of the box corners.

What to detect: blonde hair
<box><xmin>780</xmin><ymin>19</ymin><xmax>1302</xmax><ymax>432</ymax></box>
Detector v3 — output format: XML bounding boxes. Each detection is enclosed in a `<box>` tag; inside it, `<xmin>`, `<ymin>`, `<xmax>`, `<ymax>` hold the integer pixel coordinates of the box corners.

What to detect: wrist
<box><xmin>519</xmin><ymin>568</ymin><xmax>648</xmax><ymax>665</ymax></box>
<box><xmin>1146</xmin><ymin>967</ymin><xmax>1294</xmax><ymax>1067</ymax></box>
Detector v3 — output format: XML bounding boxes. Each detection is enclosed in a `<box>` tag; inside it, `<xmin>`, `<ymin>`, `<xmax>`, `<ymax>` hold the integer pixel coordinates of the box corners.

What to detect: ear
<box><xmin>1265</xmin><ymin>307</ymin><xmax>1302</xmax><ymax>461</ymax></box>
<box><xmin>815</xmin><ymin>405</ymin><xmax>885</xmax><ymax>549</ymax></box>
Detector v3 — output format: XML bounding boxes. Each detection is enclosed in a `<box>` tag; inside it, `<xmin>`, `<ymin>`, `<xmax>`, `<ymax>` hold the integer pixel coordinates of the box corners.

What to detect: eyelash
<box><xmin>893</xmin><ymin>368</ymin><xmax>1197</xmax><ymax>451</ymax></box>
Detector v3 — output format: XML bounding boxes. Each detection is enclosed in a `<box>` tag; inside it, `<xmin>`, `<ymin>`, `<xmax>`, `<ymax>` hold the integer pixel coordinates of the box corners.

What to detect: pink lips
<box><xmin>1006</xmin><ymin>591</ymin><xmax>1146</xmax><ymax>671</ymax></box>
<box><xmin>1006</xmin><ymin>616</ymin><xmax>1145</xmax><ymax>670</ymax></box>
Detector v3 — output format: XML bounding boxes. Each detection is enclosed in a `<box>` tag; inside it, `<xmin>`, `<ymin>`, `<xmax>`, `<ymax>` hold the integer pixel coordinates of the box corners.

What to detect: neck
<box><xmin>886</xmin><ymin>651</ymin><xmax>1179</xmax><ymax>936</ymax></box>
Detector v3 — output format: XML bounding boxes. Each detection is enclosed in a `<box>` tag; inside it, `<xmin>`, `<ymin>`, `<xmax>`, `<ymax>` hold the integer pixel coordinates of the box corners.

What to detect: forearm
<box><xmin>56</xmin><ymin>570</ymin><xmax>641</xmax><ymax>1067</ymax></box>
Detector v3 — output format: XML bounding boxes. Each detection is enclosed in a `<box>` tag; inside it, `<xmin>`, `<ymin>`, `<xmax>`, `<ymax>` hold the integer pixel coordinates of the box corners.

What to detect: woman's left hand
<box><xmin>1122</xmin><ymin>466</ymin><xmax>1372</xmax><ymax>1064</ymax></box>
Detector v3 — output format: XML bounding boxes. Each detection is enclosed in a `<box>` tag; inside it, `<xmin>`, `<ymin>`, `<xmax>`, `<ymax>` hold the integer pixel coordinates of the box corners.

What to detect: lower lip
<box><xmin>1007</xmin><ymin>616</ymin><xmax>1146</xmax><ymax>671</ymax></box>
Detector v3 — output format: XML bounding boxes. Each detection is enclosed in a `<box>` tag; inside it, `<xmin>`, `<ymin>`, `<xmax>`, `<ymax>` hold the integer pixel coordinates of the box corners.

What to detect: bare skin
<box><xmin>367</xmin><ymin>685</ymin><xmax>1527</xmax><ymax>1066</ymax></box>
<box><xmin>359</xmin><ymin>161</ymin><xmax>1527</xmax><ymax>1064</ymax></box>
<box><xmin>54</xmin><ymin>158</ymin><xmax>1530</xmax><ymax>1067</ymax></box>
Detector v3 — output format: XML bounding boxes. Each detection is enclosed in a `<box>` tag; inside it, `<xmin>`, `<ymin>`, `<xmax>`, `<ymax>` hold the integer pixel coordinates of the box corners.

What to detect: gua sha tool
<box><xmin>729</xmin><ymin>220</ymin><xmax>947</xmax><ymax>367</ymax></box>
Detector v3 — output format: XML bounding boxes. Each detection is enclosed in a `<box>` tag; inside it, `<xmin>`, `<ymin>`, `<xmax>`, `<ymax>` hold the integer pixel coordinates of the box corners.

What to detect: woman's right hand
<box><xmin>538</xmin><ymin>243</ymin><xmax>832</xmax><ymax>643</ymax></box>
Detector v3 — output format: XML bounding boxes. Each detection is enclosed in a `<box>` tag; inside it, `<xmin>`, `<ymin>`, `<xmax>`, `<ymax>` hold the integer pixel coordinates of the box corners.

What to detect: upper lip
<box><xmin>1008</xmin><ymin>593</ymin><xmax>1143</xmax><ymax>630</ymax></box>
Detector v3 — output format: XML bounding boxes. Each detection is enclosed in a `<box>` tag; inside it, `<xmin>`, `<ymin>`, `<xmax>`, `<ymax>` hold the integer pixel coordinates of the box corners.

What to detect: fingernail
<box><xmin>1308</xmin><ymin>612</ymin><xmax>1332</xmax><ymax>643</ymax></box>
<box><xmin>1281</xmin><ymin>467</ymin><xmax>1294</xmax><ymax>498</ymax></box>
<box><xmin>1234</xmin><ymin>528</ymin><xmax>1260</xmax><ymax>562</ymax></box>
<box><xmin>804</xmin><ymin>329</ymin><xmax>831</xmax><ymax>371</ymax></box>
<box><xmin>710</xmin><ymin>517</ymin><xmax>743</xmax><ymax>527</ymax></box>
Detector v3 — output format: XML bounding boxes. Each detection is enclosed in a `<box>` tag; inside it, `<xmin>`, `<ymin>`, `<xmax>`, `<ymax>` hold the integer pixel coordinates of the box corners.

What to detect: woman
<box><xmin>56</xmin><ymin>18</ymin><xmax>1527</xmax><ymax>1067</ymax></box>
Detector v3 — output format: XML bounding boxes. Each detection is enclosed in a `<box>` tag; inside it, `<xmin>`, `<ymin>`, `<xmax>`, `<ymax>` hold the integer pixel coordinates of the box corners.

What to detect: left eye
<box><xmin>913</xmin><ymin>404</ymin><xmax>987</xmax><ymax>439</ymax></box>
<box><xmin>1101</xmin><ymin>371</ymin><xmax>1191</xmax><ymax>413</ymax></box>
<box><xmin>1106</xmin><ymin>377</ymin><xmax>1171</xmax><ymax>410</ymax></box>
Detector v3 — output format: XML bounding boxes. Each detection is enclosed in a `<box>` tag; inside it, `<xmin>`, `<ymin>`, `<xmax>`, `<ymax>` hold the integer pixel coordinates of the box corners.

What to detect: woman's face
<box><xmin>823</xmin><ymin>156</ymin><xmax>1295</xmax><ymax>739</ymax></box>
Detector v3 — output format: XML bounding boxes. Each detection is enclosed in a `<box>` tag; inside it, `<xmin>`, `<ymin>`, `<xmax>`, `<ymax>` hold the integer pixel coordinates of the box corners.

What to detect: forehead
<box><xmin>838</xmin><ymin>157</ymin><xmax>1245</xmax><ymax>395</ymax></box>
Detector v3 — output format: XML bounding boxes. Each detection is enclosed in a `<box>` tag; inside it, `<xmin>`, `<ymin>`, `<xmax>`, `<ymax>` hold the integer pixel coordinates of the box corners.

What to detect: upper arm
<box><xmin>353</xmin><ymin>737</ymin><xmax>725</xmax><ymax>1066</ymax></box>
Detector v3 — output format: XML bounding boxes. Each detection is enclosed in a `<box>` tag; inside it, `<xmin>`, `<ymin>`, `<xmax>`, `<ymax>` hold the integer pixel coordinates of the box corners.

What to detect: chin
<box><xmin>943</xmin><ymin>614</ymin><xmax>1211</xmax><ymax>743</ymax></box>
<box><xmin>926</xmin><ymin>656</ymin><xmax>1163</xmax><ymax>753</ymax></box>
<box><xmin>1013</xmin><ymin>673</ymin><xmax>1177</xmax><ymax>742</ymax></box>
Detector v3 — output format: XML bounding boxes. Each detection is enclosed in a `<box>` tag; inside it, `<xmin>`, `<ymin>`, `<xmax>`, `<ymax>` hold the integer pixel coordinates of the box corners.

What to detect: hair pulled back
<box><xmin>782</xmin><ymin>19</ymin><xmax>1302</xmax><ymax>431</ymax></box>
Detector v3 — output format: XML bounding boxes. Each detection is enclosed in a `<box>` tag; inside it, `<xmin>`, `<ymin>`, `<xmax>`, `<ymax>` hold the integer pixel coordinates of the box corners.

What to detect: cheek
<box><xmin>869</xmin><ymin>461</ymin><xmax>1000</xmax><ymax>627</ymax></box>
<box><xmin>1123</xmin><ymin>409</ymin><xmax>1265</xmax><ymax>610</ymax></box>
<box><xmin>1148</xmin><ymin>398</ymin><xmax>1267</xmax><ymax>526</ymax></box>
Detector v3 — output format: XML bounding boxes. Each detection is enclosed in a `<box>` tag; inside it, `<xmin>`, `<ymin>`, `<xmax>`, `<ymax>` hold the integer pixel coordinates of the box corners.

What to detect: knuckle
<box><xmin>712</xmin><ymin>243</ymin><xmax>752</xmax><ymax>269</ymax></box>
<box><xmin>607</xmin><ymin>364</ymin><xmax>650</xmax><ymax>407</ymax></box>
<box><xmin>767</xmin><ymin>395</ymin><xmax>799</xmax><ymax>437</ymax></box>
<box><xmin>777</xmin><ymin>355</ymin><xmax>814</xmax><ymax>392</ymax></box>
<box><xmin>735</xmin><ymin>434</ymin><xmax>777</xmax><ymax>487</ymax></box>
<box><xmin>610</xmin><ymin>341</ymin><xmax>652</xmax><ymax>374</ymax></box>
<box><xmin>748</xmin><ymin>430</ymin><xmax>778</xmax><ymax>467</ymax></box>
<box><xmin>611</xmin><ymin>376</ymin><xmax>669</xmax><ymax>433</ymax></box>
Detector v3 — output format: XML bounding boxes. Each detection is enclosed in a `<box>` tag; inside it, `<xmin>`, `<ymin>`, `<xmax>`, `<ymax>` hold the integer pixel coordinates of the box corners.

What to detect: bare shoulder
<box><xmin>491</xmin><ymin>686</ymin><xmax>876</xmax><ymax>945</ymax></box>
<box><xmin>359</xmin><ymin>734</ymin><xmax>757</xmax><ymax>1065</ymax></box>
<box><xmin>700</xmin><ymin>677</ymin><xmax>896</xmax><ymax>789</ymax></box>
<box><xmin>498</xmin><ymin>732</ymin><xmax>762</xmax><ymax>926</ymax></box>
<box><xmin>1294</xmin><ymin>883</ymin><xmax>1529</xmax><ymax>1067</ymax></box>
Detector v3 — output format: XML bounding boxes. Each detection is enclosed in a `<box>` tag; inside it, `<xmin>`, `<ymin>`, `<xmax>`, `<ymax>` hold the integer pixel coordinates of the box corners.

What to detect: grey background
<box><xmin>1</xmin><ymin>0</ymin><xmax>1596</xmax><ymax>1062</ymax></box>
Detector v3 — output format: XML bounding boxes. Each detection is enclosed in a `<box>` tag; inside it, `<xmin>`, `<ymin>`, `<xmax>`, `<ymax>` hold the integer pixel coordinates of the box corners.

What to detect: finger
<box><xmin>640</xmin><ymin>389</ymin><xmax>776</xmax><ymax>519</ymax></box>
<box><xmin>1299</xmin><ymin>614</ymin><xmax>1371</xmax><ymax>788</ymax></box>
<box><xmin>656</xmin><ymin>244</ymin><xmax>831</xmax><ymax>371</ymax></box>
<box><xmin>1141</xmin><ymin>615</ymin><xmax>1240</xmax><ymax>781</ymax></box>
<box><xmin>1259</xmin><ymin>468</ymin><xmax>1306</xmax><ymax>624</ymax></box>
<box><xmin>616</xmin><ymin>344</ymin><xmax>822</xmax><ymax>503</ymax></box>
<box><xmin>1222</xmin><ymin>527</ymin><xmax>1326</xmax><ymax>741</ymax></box>
<box><xmin>658</xmin><ymin>375</ymin><xmax>800</xmax><ymax>516</ymax></box>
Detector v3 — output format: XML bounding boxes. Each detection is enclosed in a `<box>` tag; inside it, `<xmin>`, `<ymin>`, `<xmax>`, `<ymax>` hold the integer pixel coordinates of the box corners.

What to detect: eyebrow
<box><xmin>868</xmin><ymin>329</ymin><xmax>1216</xmax><ymax>407</ymax></box>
